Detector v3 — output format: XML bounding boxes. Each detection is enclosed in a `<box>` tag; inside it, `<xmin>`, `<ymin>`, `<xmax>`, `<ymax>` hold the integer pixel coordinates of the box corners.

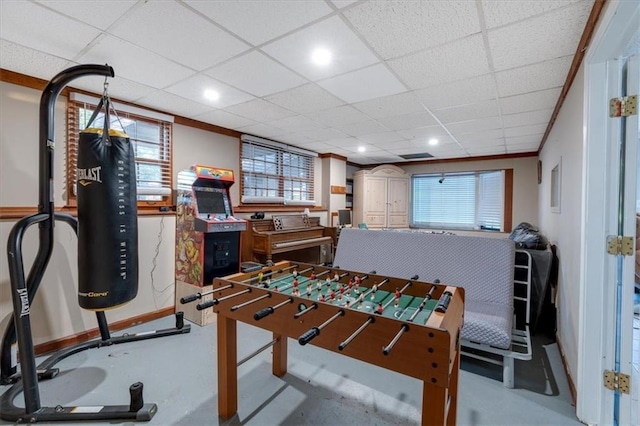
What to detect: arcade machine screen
<box><xmin>194</xmin><ymin>188</ymin><xmax>228</xmax><ymax>217</ymax></box>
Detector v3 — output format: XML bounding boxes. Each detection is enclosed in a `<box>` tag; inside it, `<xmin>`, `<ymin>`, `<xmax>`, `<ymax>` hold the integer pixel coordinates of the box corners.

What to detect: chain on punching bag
<box><xmin>76</xmin><ymin>87</ymin><xmax>138</xmax><ymax>310</ymax></box>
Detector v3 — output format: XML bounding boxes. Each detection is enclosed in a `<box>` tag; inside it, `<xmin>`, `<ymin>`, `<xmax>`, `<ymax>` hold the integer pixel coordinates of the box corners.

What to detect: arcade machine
<box><xmin>175</xmin><ymin>165</ymin><xmax>247</xmax><ymax>325</ymax></box>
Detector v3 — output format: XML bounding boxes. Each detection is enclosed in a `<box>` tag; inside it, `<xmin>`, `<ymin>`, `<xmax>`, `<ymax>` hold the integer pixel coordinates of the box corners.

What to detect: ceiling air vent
<box><xmin>399</xmin><ymin>153</ymin><xmax>434</xmax><ymax>160</ymax></box>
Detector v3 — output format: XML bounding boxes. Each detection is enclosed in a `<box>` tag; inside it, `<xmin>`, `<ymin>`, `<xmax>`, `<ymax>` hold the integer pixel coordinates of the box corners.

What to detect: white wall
<box><xmin>0</xmin><ymin>81</ymin><xmax>242</xmax><ymax>345</ymax></box>
<box><xmin>538</xmin><ymin>64</ymin><xmax>586</xmax><ymax>383</ymax></box>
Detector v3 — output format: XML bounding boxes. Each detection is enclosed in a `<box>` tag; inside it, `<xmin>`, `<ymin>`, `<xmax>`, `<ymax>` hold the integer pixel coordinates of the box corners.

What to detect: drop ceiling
<box><xmin>0</xmin><ymin>0</ymin><xmax>596</xmax><ymax>165</ymax></box>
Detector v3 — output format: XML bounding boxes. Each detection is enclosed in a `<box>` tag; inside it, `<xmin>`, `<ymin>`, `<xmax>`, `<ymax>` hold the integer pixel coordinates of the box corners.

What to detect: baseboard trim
<box><xmin>555</xmin><ymin>333</ymin><xmax>578</xmax><ymax>406</ymax></box>
<box><xmin>33</xmin><ymin>307</ymin><xmax>175</xmax><ymax>356</ymax></box>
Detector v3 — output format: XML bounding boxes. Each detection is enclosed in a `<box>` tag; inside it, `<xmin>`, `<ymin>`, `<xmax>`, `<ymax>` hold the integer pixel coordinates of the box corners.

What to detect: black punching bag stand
<box><xmin>0</xmin><ymin>64</ymin><xmax>190</xmax><ymax>423</ymax></box>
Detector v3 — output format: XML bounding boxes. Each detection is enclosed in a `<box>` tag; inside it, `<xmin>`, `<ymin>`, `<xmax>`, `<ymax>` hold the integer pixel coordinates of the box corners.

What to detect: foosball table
<box><xmin>182</xmin><ymin>261</ymin><xmax>464</xmax><ymax>425</ymax></box>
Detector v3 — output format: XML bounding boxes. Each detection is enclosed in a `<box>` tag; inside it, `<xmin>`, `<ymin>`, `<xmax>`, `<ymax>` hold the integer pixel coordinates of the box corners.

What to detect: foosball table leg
<box><xmin>272</xmin><ymin>332</ymin><xmax>288</xmax><ymax>377</ymax></box>
<box><xmin>218</xmin><ymin>315</ymin><xmax>238</xmax><ymax>419</ymax></box>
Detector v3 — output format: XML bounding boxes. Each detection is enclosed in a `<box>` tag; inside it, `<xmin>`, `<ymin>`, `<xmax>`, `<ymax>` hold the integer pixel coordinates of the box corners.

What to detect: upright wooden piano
<box><xmin>241</xmin><ymin>214</ymin><xmax>336</xmax><ymax>266</ymax></box>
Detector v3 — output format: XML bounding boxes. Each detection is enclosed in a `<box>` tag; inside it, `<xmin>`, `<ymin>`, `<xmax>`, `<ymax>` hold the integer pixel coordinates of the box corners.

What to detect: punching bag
<box><xmin>77</xmin><ymin>96</ymin><xmax>138</xmax><ymax>310</ymax></box>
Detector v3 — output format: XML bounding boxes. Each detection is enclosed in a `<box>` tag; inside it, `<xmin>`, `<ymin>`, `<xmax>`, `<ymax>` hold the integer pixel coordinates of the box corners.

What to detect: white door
<box><xmin>580</xmin><ymin>1</ymin><xmax>640</xmax><ymax>422</ymax></box>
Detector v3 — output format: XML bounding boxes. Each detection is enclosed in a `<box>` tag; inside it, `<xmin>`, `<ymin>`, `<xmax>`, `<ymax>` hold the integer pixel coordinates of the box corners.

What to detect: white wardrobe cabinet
<box><xmin>352</xmin><ymin>165</ymin><xmax>409</xmax><ymax>228</ymax></box>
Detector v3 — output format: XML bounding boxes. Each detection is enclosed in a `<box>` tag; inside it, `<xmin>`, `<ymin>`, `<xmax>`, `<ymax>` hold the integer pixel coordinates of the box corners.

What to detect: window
<box><xmin>67</xmin><ymin>93</ymin><xmax>173</xmax><ymax>208</ymax></box>
<box><xmin>240</xmin><ymin>135</ymin><xmax>316</xmax><ymax>205</ymax></box>
<box><xmin>411</xmin><ymin>170</ymin><xmax>505</xmax><ymax>231</ymax></box>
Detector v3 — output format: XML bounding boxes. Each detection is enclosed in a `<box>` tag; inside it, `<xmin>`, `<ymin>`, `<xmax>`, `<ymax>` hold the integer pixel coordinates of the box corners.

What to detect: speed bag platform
<box><xmin>77</xmin><ymin>126</ymin><xmax>139</xmax><ymax>310</ymax></box>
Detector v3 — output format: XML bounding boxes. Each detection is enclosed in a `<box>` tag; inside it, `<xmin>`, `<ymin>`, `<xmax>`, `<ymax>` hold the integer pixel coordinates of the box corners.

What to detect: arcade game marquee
<box><xmin>175</xmin><ymin>165</ymin><xmax>247</xmax><ymax>325</ymax></box>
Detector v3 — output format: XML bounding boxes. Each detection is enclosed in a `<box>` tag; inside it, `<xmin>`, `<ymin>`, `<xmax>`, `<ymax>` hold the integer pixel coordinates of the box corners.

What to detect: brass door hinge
<box><xmin>604</xmin><ymin>370</ymin><xmax>630</xmax><ymax>394</ymax></box>
<box><xmin>606</xmin><ymin>235</ymin><xmax>634</xmax><ymax>255</ymax></box>
<box><xmin>610</xmin><ymin>95</ymin><xmax>638</xmax><ymax>117</ymax></box>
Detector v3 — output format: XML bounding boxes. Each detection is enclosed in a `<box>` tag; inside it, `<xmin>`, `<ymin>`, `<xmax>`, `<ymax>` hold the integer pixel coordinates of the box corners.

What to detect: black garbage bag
<box><xmin>508</xmin><ymin>222</ymin><xmax>549</xmax><ymax>250</ymax></box>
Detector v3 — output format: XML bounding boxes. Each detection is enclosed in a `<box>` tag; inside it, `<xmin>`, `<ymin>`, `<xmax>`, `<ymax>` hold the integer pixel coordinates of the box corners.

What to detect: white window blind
<box><xmin>477</xmin><ymin>171</ymin><xmax>504</xmax><ymax>230</ymax></box>
<box><xmin>240</xmin><ymin>135</ymin><xmax>316</xmax><ymax>205</ymax></box>
<box><xmin>411</xmin><ymin>171</ymin><xmax>504</xmax><ymax>231</ymax></box>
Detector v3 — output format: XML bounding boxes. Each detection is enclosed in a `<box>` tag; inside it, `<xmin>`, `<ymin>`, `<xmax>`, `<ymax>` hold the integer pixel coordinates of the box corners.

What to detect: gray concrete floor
<box><xmin>1</xmin><ymin>315</ymin><xmax>579</xmax><ymax>425</ymax></box>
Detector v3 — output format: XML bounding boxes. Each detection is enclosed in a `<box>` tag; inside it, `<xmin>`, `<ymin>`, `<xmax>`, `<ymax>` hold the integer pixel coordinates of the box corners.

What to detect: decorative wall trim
<box><xmin>32</xmin><ymin>307</ymin><xmax>175</xmax><ymax>356</ymax></box>
<box><xmin>555</xmin><ymin>333</ymin><xmax>578</xmax><ymax>407</ymax></box>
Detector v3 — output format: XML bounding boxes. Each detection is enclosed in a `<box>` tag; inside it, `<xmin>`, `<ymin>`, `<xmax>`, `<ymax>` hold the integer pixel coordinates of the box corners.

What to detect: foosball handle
<box><xmin>180</xmin><ymin>293</ymin><xmax>200</xmax><ymax>304</ymax></box>
<box><xmin>197</xmin><ymin>300</ymin><xmax>216</xmax><ymax>311</ymax></box>
<box><xmin>129</xmin><ymin>382</ymin><xmax>144</xmax><ymax>412</ymax></box>
<box><xmin>298</xmin><ymin>327</ymin><xmax>320</xmax><ymax>345</ymax></box>
<box><xmin>435</xmin><ymin>291</ymin><xmax>452</xmax><ymax>313</ymax></box>
<box><xmin>254</xmin><ymin>306</ymin><xmax>275</xmax><ymax>321</ymax></box>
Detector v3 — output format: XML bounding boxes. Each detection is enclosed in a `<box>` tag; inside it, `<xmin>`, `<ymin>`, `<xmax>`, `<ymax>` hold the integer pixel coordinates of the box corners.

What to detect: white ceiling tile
<box><xmin>344</xmin><ymin>1</ymin><xmax>480</xmax><ymax>59</ymax></box>
<box><xmin>383</xmin><ymin>140</ymin><xmax>421</xmax><ymax>151</ymax></box>
<box><xmin>194</xmin><ymin>110</ymin><xmax>258</xmax><ymax>130</ymax></box>
<box><xmin>70</xmin><ymin>75</ymin><xmax>156</xmax><ymax>103</ymax></box>
<box><xmin>261</xmin><ymin>16</ymin><xmax>379</xmax><ymax>81</ymax></box>
<box><xmin>504</xmin><ymin>123</ymin><xmax>548</xmax><ymax>138</ymax></box>
<box><xmin>447</xmin><ymin>116</ymin><xmax>502</xmax><ymax>135</ymax></box>
<box><xmin>306</xmin><ymin>105</ymin><xmax>370</xmax><ymax>127</ymax></box>
<box><xmin>456</xmin><ymin>129</ymin><xmax>505</xmax><ymax>144</ymax></box>
<box><xmin>297</xmin><ymin>142</ymin><xmax>335</xmax><ymax>153</ymax></box>
<box><xmin>500</xmin><ymin>88</ymin><xmax>562</xmax><ymax>115</ymax></box>
<box><xmin>1</xmin><ymin>1</ymin><xmax>101</xmax><ymax>60</ymax></box>
<box><xmin>165</xmin><ymin>74</ymin><xmax>254</xmax><ymax>109</ymax></box>
<box><xmin>34</xmin><ymin>0</ymin><xmax>137</xmax><ymax>30</ymax></box>
<box><xmin>353</xmin><ymin>92</ymin><xmax>425</xmax><ymax>119</ymax></box>
<box><xmin>357</xmin><ymin>132</ymin><xmax>406</xmax><ymax>144</ymax></box>
<box><xmin>109</xmin><ymin>1</ymin><xmax>249</xmax><ymax>71</ymax></box>
<box><xmin>460</xmin><ymin>137</ymin><xmax>505</xmax><ymax>148</ymax></box>
<box><xmin>0</xmin><ymin>40</ymin><xmax>73</xmax><ymax>81</ymax></box>
<box><xmin>505</xmin><ymin>134</ymin><xmax>545</xmax><ymax>146</ymax></box>
<box><xmin>377</xmin><ymin>112</ymin><xmax>438</xmax><ymax>131</ymax></box>
<box><xmin>136</xmin><ymin>91</ymin><xmax>213</xmax><ymax>118</ymax></box>
<box><xmin>482</xmin><ymin>0</ymin><xmax>584</xmax><ymax>29</ymax></box>
<box><xmin>466</xmin><ymin>146</ymin><xmax>507</xmax><ymax>156</ymax></box>
<box><xmin>415</xmin><ymin>74</ymin><xmax>497</xmax><ymax>110</ymax></box>
<box><xmin>236</xmin><ymin>123</ymin><xmax>289</xmax><ymax>138</ymax></box>
<box><xmin>296</xmin><ymin>127</ymin><xmax>348</xmax><ymax>141</ymax></box>
<box><xmin>503</xmin><ymin>108</ymin><xmax>553</xmax><ymax>128</ymax></box>
<box><xmin>396</xmin><ymin>125</ymin><xmax>451</xmax><ymax>140</ymax></box>
<box><xmin>269</xmin><ymin>115</ymin><xmax>325</xmax><ymax>133</ymax></box>
<box><xmin>506</xmin><ymin>143</ymin><xmax>540</xmax><ymax>153</ymax></box>
<box><xmin>495</xmin><ymin>56</ymin><xmax>573</xmax><ymax>97</ymax></box>
<box><xmin>325</xmin><ymin>137</ymin><xmax>362</xmax><ymax>147</ymax></box>
<box><xmin>276</xmin><ymin>133</ymin><xmax>316</xmax><ymax>145</ymax></box>
<box><xmin>489</xmin><ymin>2</ymin><xmax>592</xmax><ymax>71</ymax></box>
<box><xmin>185</xmin><ymin>0</ymin><xmax>333</xmax><ymax>46</ymax></box>
<box><xmin>265</xmin><ymin>83</ymin><xmax>345</xmax><ymax>114</ymax></box>
<box><xmin>224</xmin><ymin>99</ymin><xmax>297</xmax><ymax>122</ymax></box>
<box><xmin>336</xmin><ymin>120</ymin><xmax>390</xmax><ymax>137</ymax></box>
<box><xmin>206</xmin><ymin>51</ymin><xmax>307</xmax><ymax>97</ymax></box>
<box><xmin>433</xmin><ymin>100</ymin><xmax>500</xmax><ymax>124</ymax></box>
<box><xmin>389</xmin><ymin>34</ymin><xmax>490</xmax><ymax>89</ymax></box>
<box><xmin>77</xmin><ymin>35</ymin><xmax>194</xmax><ymax>89</ymax></box>
<box><xmin>366</xmin><ymin>154</ymin><xmax>406</xmax><ymax>163</ymax></box>
<box><xmin>317</xmin><ymin>64</ymin><xmax>407</xmax><ymax>103</ymax></box>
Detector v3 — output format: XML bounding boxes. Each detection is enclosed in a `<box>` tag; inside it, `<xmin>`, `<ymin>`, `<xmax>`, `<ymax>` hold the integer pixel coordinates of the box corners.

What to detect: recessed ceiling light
<box><xmin>311</xmin><ymin>48</ymin><xmax>332</xmax><ymax>66</ymax></box>
<box><xmin>358</xmin><ymin>146</ymin><xmax>366</xmax><ymax>152</ymax></box>
<box><xmin>428</xmin><ymin>138</ymin><xmax>439</xmax><ymax>146</ymax></box>
<box><xmin>204</xmin><ymin>89</ymin><xmax>220</xmax><ymax>101</ymax></box>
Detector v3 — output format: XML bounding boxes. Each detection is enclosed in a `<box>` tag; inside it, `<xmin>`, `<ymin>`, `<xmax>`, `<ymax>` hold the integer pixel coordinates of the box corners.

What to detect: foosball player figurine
<box><xmin>370</xmin><ymin>283</ymin><xmax>378</xmax><ymax>300</ymax></box>
<box><xmin>376</xmin><ymin>302</ymin><xmax>384</xmax><ymax>314</ymax></box>
<box><xmin>292</xmin><ymin>269</ymin><xmax>298</xmax><ymax>278</ymax></box>
<box><xmin>309</xmin><ymin>272</ymin><xmax>316</xmax><ymax>282</ymax></box>
<box><xmin>357</xmin><ymin>292</ymin><xmax>365</xmax><ymax>309</ymax></box>
<box><xmin>274</xmin><ymin>286</ymin><xmax>279</xmax><ymax>293</ymax></box>
<box><xmin>330</xmin><ymin>289</ymin><xmax>336</xmax><ymax>302</ymax></box>
<box><xmin>306</xmin><ymin>288</ymin><xmax>312</xmax><ymax>298</ymax></box>
<box><xmin>264</xmin><ymin>278</ymin><xmax>271</xmax><ymax>289</ymax></box>
<box><xmin>333</xmin><ymin>272</ymin><xmax>340</xmax><ymax>282</ymax></box>
<box><xmin>316</xmin><ymin>281</ymin><xmax>322</xmax><ymax>291</ymax></box>
<box><xmin>325</xmin><ymin>277</ymin><xmax>332</xmax><ymax>288</ymax></box>
<box><xmin>320</xmin><ymin>293</ymin><xmax>326</xmax><ymax>302</ymax></box>
<box><xmin>306</xmin><ymin>282</ymin><xmax>312</xmax><ymax>294</ymax></box>
<box><xmin>345</xmin><ymin>300</ymin><xmax>351</xmax><ymax>309</ymax></box>
<box><xmin>257</xmin><ymin>272</ymin><xmax>263</xmax><ymax>285</ymax></box>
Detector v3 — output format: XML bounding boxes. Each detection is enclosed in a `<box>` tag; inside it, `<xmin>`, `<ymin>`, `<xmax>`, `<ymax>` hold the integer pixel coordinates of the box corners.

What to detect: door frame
<box><xmin>580</xmin><ymin>1</ymin><xmax>640</xmax><ymax>424</ymax></box>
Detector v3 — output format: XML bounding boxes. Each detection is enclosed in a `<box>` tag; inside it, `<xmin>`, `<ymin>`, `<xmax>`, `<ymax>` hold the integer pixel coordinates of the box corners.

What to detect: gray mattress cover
<box><xmin>334</xmin><ymin>228</ymin><xmax>516</xmax><ymax>348</ymax></box>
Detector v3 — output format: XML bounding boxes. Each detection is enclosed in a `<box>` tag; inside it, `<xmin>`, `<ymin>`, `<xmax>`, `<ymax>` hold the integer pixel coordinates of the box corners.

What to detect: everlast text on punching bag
<box><xmin>77</xmin><ymin>97</ymin><xmax>138</xmax><ymax>310</ymax></box>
